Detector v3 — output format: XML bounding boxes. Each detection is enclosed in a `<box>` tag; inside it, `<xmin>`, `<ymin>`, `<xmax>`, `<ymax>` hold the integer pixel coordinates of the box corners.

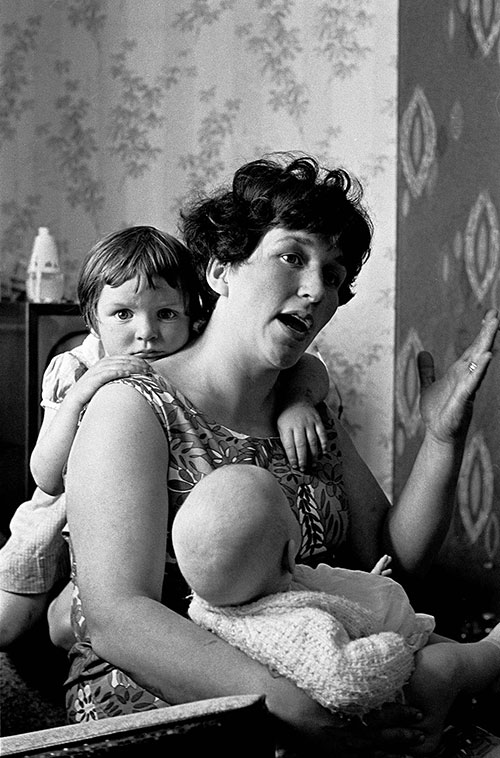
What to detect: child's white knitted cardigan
<box><xmin>189</xmin><ymin>589</ymin><xmax>417</xmax><ymax>718</ymax></box>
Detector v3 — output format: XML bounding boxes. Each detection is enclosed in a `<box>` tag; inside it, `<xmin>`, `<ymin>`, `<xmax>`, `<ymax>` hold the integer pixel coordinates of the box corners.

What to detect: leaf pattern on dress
<box><xmin>115</xmin><ymin>372</ymin><xmax>349</xmax><ymax>564</ymax></box>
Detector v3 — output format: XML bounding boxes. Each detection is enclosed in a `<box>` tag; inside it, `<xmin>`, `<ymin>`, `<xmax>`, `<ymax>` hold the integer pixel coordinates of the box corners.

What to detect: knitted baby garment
<box><xmin>188</xmin><ymin>589</ymin><xmax>416</xmax><ymax>718</ymax></box>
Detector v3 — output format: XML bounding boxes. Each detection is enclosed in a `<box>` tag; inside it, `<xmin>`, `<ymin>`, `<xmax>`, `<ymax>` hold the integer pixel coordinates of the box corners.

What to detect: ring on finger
<box><xmin>468</xmin><ymin>361</ymin><xmax>478</xmax><ymax>373</ymax></box>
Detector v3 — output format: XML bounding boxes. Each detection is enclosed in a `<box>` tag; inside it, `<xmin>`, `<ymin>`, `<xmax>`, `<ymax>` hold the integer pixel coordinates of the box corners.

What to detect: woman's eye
<box><xmin>324</xmin><ymin>270</ymin><xmax>340</xmax><ymax>287</ymax></box>
<box><xmin>324</xmin><ymin>268</ymin><xmax>346</xmax><ymax>288</ymax></box>
<box><xmin>281</xmin><ymin>253</ymin><xmax>302</xmax><ymax>266</ymax></box>
<box><xmin>115</xmin><ymin>309</ymin><xmax>132</xmax><ymax>321</ymax></box>
<box><xmin>158</xmin><ymin>309</ymin><xmax>177</xmax><ymax>321</ymax></box>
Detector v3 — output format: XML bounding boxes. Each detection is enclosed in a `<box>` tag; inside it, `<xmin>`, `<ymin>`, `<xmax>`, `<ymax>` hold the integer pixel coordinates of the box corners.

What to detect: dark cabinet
<box><xmin>0</xmin><ymin>302</ymin><xmax>86</xmax><ymax>536</ymax></box>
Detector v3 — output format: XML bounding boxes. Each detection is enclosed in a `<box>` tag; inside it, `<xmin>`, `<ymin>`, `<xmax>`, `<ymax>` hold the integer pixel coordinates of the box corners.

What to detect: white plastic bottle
<box><xmin>26</xmin><ymin>227</ymin><xmax>65</xmax><ymax>303</ymax></box>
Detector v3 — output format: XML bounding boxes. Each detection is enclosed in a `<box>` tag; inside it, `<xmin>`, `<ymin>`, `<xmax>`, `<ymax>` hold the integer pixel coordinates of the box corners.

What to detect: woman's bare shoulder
<box><xmin>68</xmin><ymin>380</ymin><xmax>169</xmax><ymax>490</ymax></box>
<box><xmin>153</xmin><ymin>341</ymin><xmax>206</xmax><ymax>399</ymax></box>
<box><xmin>77</xmin><ymin>379</ymin><xmax>162</xmax><ymax>438</ymax></box>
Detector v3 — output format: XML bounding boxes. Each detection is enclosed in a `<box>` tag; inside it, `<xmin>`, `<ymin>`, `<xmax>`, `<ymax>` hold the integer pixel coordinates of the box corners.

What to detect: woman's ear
<box><xmin>206</xmin><ymin>257</ymin><xmax>230</xmax><ymax>297</ymax></box>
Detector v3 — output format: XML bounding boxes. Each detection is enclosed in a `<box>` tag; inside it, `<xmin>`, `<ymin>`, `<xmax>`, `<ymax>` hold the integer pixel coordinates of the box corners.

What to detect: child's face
<box><xmin>94</xmin><ymin>276</ymin><xmax>190</xmax><ymax>360</ymax></box>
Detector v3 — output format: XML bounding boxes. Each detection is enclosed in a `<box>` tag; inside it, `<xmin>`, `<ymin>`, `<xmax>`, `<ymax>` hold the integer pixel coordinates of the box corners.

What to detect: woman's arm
<box><xmin>66</xmin><ymin>382</ymin><xmax>296</xmax><ymax>702</ymax></box>
<box><xmin>338</xmin><ymin>309</ymin><xmax>499</xmax><ymax>579</ymax></box>
<box><xmin>386</xmin><ymin>309</ymin><xmax>498</xmax><ymax>576</ymax></box>
<box><xmin>65</xmin><ymin>383</ymin><xmax>424</xmax><ymax>756</ymax></box>
<box><xmin>31</xmin><ymin>355</ymin><xmax>151</xmax><ymax>495</ymax></box>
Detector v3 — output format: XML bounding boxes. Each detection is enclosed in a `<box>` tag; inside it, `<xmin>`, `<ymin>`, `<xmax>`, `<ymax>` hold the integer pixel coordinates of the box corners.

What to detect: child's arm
<box><xmin>277</xmin><ymin>352</ymin><xmax>330</xmax><ymax>471</ymax></box>
<box><xmin>31</xmin><ymin>355</ymin><xmax>151</xmax><ymax>495</ymax></box>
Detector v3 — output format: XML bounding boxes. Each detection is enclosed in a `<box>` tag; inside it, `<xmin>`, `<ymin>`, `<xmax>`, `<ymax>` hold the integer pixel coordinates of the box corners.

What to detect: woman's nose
<box><xmin>298</xmin><ymin>269</ymin><xmax>325</xmax><ymax>302</ymax></box>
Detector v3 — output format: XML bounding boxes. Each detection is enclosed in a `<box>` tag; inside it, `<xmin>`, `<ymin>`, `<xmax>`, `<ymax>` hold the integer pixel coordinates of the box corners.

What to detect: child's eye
<box><xmin>115</xmin><ymin>309</ymin><xmax>132</xmax><ymax>320</ymax></box>
<box><xmin>158</xmin><ymin>309</ymin><xmax>178</xmax><ymax>321</ymax></box>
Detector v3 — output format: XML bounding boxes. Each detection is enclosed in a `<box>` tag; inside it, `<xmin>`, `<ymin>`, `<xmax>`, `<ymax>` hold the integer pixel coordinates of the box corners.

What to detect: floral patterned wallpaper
<box><xmin>396</xmin><ymin>0</ymin><xmax>500</xmax><ymax>627</ymax></box>
<box><xmin>0</xmin><ymin>0</ymin><xmax>397</xmax><ymax>494</ymax></box>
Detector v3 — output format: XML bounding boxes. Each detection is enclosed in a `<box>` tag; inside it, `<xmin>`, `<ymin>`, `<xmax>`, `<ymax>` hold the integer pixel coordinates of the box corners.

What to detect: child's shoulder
<box><xmin>41</xmin><ymin>334</ymin><xmax>99</xmax><ymax>406</ymax></box>
<box><xmin>68</xmin><ymin>333</ymin><xmax>103</xmax><ymax>367</ymax></box>
<box><xmin>44</xmin><ymin>333</ymin><xmax>101</xmax><ymax>381</ymax></box>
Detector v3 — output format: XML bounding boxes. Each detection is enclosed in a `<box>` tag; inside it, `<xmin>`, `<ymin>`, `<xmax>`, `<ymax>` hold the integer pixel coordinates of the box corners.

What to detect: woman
<box><xmin>65</xmin><ymin>154</ymin><xmax>498</xmax><ymax>754</ymax></box>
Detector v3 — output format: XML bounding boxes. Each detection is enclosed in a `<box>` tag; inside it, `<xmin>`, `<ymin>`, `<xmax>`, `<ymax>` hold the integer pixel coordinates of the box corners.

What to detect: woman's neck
<box><xmin>157</xmin><ymin>324</ymin><xmax>281</xmax><ymax>437</ymax></box>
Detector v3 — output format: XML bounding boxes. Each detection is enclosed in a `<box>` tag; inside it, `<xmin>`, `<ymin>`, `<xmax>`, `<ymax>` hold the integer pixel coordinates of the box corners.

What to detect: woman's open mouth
<box><xmin>277</xmin><ymin>312</ymin><xmax>313</xmax><ymax>338</ymax></box>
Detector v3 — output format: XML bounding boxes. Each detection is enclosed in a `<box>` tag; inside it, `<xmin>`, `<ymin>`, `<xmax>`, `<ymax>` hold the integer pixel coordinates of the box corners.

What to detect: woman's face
<box><xmin>223</xmin><ymin>227</ymin><xmax>347</xmax><ymax>370</ymax></box>
<box><xmin>94</xmin><ymin>275</ymin><xmax>191</xmax><ymax>361</ymax></box>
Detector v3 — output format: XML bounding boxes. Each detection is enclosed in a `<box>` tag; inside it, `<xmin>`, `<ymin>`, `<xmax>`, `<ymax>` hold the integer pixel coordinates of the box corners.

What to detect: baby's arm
<box><xmin>277</xmin><ymin>352</ymin><xmax>330</xmax><ymax>471</ymax></box>
<box><xmin>371</xmin><ymin>554</ymin><xmax>393</xmax><ymax>576</ymax></box>
<box><xmin>31</xmin><ymin>355</ymin><xmax>151</xmax><ymax>495</ymax></box>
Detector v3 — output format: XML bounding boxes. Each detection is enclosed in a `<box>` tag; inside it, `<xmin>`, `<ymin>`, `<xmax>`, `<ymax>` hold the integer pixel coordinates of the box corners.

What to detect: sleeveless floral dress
<box><xmin>65</xmin><ymin>371</ymin><xmax>349</xmax><ymax>723</ymax></box>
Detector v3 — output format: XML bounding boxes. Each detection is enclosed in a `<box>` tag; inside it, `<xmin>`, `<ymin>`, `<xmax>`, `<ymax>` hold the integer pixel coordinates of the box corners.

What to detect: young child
<box><xmin>0</xmin><ymin>226</ymin><xmax>330</xmax><ymax>651</ymax></box>
<box><xmin>172</xmin><ymin>464</ymin><xmax>500</xmax><ymax>755</ymax></box>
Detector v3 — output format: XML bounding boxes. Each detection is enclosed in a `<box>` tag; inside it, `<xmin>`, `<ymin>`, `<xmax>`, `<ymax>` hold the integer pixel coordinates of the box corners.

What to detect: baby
<box><xmin>172</xmin><ymin>464</ymin><xmax>500</xmax><ymax>754</ymax></box>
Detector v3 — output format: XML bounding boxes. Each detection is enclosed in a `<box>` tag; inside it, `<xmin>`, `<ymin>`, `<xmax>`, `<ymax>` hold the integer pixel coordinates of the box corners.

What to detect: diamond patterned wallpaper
<box><xmin>395</xmin><ymin>0</ymin><xmax>500</xmax><ymax>633</ymax></box>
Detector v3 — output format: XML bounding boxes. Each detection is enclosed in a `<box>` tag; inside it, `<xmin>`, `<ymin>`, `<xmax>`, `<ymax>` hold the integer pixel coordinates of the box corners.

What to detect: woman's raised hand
<box><xmin>417</xmin><ymin>309</ymin><xmax>498</xmax><ymax>444</ymax></box>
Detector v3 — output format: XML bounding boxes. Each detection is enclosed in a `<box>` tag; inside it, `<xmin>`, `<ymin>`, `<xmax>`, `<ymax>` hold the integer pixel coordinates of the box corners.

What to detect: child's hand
<box><xmin>68</xmin><ymin>355</ymin><xmax>152</xmax><ymax>407</ymax></box>
<box><xmin>371</xmin><ymin>554</ymin><xmax>392</xmax><ymax>576</ymax></box>
<box><xmin>277</xmin><ymin>401</ymin><xmax>328</xmax><ymax>471</ymax></box>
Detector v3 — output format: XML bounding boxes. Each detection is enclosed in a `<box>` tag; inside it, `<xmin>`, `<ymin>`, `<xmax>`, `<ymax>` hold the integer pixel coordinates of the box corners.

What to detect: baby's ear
<box><xmin>206</xmin><ymin>257</ymin><xmax>229</xmax><ymax>296</ymax></box>
<box><xmin>282</xmin><ymin>539</ymin><xmax>297</xmax><ymax>576</ymax></box>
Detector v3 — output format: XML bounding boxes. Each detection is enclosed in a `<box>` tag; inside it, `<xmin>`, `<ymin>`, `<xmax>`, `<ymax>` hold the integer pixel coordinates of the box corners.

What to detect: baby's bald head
<box><xmin>172</xmin><ymin>464</ymin><xmax>301</xmax><ymax>606</ymax></box>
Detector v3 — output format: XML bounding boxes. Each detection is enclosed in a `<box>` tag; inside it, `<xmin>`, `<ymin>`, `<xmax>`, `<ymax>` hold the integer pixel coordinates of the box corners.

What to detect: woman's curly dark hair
<box><xmin>179</xmin><ymin>153</ymin><xmax>373</xmax><ymax>307</ymax></box>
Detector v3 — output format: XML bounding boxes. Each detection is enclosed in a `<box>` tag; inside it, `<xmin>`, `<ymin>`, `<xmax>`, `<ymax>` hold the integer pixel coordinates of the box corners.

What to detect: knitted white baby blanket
<box><xmin>189</xmin><ymin>589</ymin><xmax>416</xmax><ymax>718</ymax></box>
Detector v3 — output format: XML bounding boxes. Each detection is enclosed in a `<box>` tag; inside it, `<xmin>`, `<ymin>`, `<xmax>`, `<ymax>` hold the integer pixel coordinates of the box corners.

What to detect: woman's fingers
<box><xmin>461</xmin><ymin>308</ymin><xmax>499</xmax><ymax>360</ymax></box>
<box><xmin>418</xmin><ymin>309</ymin><xmax>498</xmax><ymax>394</ymax></box>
